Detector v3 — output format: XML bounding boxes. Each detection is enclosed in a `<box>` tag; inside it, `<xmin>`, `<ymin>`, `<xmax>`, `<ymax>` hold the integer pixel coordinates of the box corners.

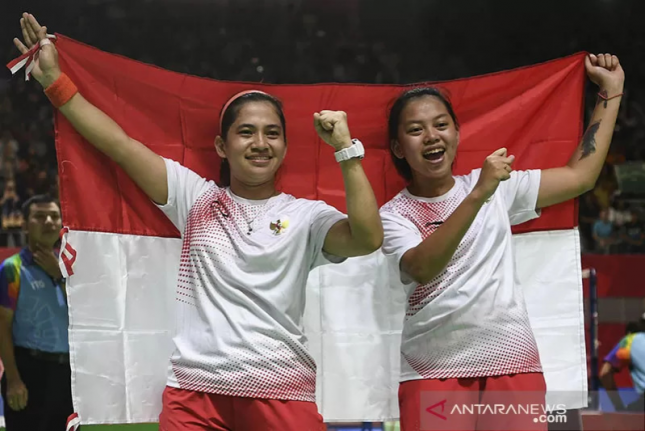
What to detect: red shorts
<box><xmin>399</xmin><ymin>372</ymin><xmax>547</xmax><ymax>431</ymax></box>
<box><xmin>159</xmin><ymin>386</ymin><xmax>325</xmax><ymax>431</ymax></box>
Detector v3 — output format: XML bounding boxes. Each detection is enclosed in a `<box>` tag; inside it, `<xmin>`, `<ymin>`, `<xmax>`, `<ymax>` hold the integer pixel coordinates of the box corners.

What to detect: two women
<box><xmin>16</xmin><ymin>11</ymin><xmax>625</xmax><ymax>431</ymax></box>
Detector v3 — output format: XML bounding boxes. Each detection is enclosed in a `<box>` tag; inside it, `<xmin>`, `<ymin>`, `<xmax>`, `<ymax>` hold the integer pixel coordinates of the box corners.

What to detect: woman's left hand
<box><xmin>313</xmin><ymin>110</ymin><xmax>353</xmax><ymax>151</ymax></box>
<box><xmin>585</xmin><ymin>53</ymin><xmax>625</xmax><ymax>95</ymax></box>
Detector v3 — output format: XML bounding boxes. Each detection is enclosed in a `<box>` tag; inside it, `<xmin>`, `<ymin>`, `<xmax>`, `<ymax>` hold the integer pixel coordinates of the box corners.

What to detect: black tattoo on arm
<box><xmin>597</xmin><ymin>90</ymin><xmax>608</xmax><ymax>108</ymax></box>
<box><xmin>579</xmin><ymin>120</ymin><xmax>601</xmax><ymax>160</ymax></box>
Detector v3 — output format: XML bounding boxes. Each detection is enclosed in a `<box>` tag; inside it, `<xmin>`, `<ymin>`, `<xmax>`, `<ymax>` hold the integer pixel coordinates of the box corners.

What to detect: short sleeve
<box><xmin>604</xmin><ymin>338</ymin><xmax>626</xmax><ymax>370</ymax></box>
<box><xmin>0</xmin><ymin>257</ymin><xmax>20</xmax><ymax>311</ymax></box>
<box><xmin>381</xmin><ymin>210</ymin><xmax>423</xmax><ymax>285</ymax></box>
<box><xmin>156</xmin><ymin>158</ymin><xmax>213</xmax><ymax>233</ymax></box>
<box><xmin>308</xmin><ymin>201</ymin><xmax>348</xmax><ymax>269</ymax></box>
<box><xmin>498</xmin><ymin>169</ymin><xmax>542</xmax><ymax>225</ymax></box>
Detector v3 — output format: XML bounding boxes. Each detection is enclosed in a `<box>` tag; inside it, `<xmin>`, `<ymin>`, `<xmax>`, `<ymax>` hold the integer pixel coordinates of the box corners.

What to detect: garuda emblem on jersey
<box><xmin>270</xmin><ymin>218</ymin><xmax>290</xmax><ymax>235</ymax></box>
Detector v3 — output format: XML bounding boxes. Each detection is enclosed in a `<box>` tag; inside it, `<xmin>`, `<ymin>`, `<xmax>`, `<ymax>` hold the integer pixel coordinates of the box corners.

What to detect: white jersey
<box><xmin>157</xmin><ymin>158</ymin><xmax>346</xmax><ymax>402</ymax></box>
<box><xmin>380</xmin><ymin>169</ymin><xmax>543</xmax><ymax>381</ymax></box>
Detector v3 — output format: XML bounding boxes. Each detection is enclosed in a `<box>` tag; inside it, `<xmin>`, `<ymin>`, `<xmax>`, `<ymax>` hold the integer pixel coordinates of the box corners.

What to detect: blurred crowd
<box><xmin>579</xmin><ymin>85</ymin><xmax>645</xmax><ymax>253</ymax></box>
<box><xmin>0</xmin><ymin>79</ymin><xmax>57</xmax><ymax>246</ymax></box>
<box><xmin>0</xmin><ymin>0</ymin><xmax>643</xmax><ymax>252</ymax></box>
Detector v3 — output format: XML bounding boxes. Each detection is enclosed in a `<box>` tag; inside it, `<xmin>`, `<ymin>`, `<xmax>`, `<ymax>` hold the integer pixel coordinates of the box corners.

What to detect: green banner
<box><xmin>615</xmin><ymin>162</ymin><xmax>645</xmax><ymax>194</ymax></box>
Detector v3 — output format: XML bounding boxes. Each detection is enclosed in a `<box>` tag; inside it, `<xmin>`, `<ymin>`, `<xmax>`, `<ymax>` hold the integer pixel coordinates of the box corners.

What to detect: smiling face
<box><xmin>216</xmin><ymin>100</ymin><xmax>287</xmax><ymax>187</ymax></box>
<box><xmin>391</xmin><ymin>95</ymin><xmax>460</xmax><ymax>183</ymax></box>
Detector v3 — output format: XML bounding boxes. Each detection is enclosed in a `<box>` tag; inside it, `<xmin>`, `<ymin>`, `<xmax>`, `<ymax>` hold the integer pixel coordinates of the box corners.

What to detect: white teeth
<box><xmin>423</xmin><ymin>149</ymin><xmax>444</xmax><ymax>155</ymax></box>
<box><xmin>248</xmin><ymin>156</ymin><xmax>270</xmax><ymax>160</ymax></box>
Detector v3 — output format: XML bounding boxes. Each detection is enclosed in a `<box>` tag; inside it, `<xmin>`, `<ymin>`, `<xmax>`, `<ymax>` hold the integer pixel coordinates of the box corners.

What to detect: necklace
<box><xmin>221</xmin><ymin>189</ymin><xmax>281</xmax><ymax>235</ymax></box>
<box><xmin>238</xmin><ymin>202</ymin><xmax>268</xmax><ymax>235</ymax></box>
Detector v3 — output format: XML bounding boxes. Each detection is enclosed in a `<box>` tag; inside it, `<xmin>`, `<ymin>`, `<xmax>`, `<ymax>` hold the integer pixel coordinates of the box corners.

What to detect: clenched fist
<box><xmin>585</xmin><ymin>53</ymin><xmax>624</xmax><ymax>96</ymax></box>
<box><xmin>473</xmin><ymin>148</ymin><xmax>515</xmax><ymax>202</ymax></box>
<box><xmin>313</xmin><ymin>110</ymin><xmax>353</xmax><ymax>151</ymax></box>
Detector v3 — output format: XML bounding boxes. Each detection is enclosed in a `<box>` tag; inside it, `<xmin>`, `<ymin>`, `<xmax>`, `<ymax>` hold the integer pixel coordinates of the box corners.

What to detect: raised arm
<box><xmin>313</xmin><ymin>111</ymin><xmax>383</xmax><ymax>257</ymax></box>
<box><xmin>15</xmin><ymin>13</ymin><xmax>168</xmax><ymax>205</ymax></box>
<box><xmin>537</xmin><ymin>53</ymin><xmax>625</xmax><ymax>209</ymax></box>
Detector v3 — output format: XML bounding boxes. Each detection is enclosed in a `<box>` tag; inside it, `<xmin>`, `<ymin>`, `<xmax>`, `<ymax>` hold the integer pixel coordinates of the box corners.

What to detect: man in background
<box><xmin>600</xmin><ymin>320</ymin><xmax>645</xmax><ymax>413</ymax></box>
<box><xmin>0</xmin><ymin>195</ymin><xmax>73</xmax><ymax>430</ymax></box>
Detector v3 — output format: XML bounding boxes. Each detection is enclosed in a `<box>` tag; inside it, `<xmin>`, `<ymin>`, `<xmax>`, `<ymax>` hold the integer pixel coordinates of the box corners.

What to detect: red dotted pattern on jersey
<box><xmin>383</xmin><ymin>181</ymin><xmax>542</xmax><ymax>379</ymax></box>
<box><xmin>383</xmin><ymin>185</ymin><xmax>479</xmax><ymax>318</ymax></box>
<box><xmin>172</xmin><ymin>186</ymin><xmax>318</xmax><ymax>401</ymax></box>
<box><xmin>402</xmin><ymin>311</ymin><xmax>542</xmax><ymax>380</ymax></box>
<box><xmin>171</xmin><ymin>334</ymin><xmax>317</xmax><ymax>402</ymax></box>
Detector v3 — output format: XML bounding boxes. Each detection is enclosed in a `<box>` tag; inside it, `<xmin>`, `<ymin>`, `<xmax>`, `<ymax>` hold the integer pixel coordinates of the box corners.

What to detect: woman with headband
<box><xmin>15</xmin><ymin>13</ymin><xmax>383</xmax><ymax>430</ymax></box>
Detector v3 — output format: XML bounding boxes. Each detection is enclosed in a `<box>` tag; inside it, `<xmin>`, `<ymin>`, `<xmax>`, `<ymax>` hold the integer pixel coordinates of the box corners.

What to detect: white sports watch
<box><xmin>334</xmin><ymin>139</ymin><xmax>365</xmax><ymax>163</ymax></box>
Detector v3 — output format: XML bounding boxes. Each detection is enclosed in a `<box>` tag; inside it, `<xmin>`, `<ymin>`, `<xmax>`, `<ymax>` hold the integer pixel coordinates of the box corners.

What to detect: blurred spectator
<box><xmin>375</xmin><ymin>52</ymin><xmax>401</xmax><ymax>84</ymax></box>
<box><xmin>593</xmin><ymin>167</ymin><xmax>617</xmax><ymax>210</ymax></box>
<box><xmin>593</xmin><ymin>209</ymin><xmax>615</xmax><ymax>254</ymax></box>
<box><xmin>0</xmin><ymin>131</ymin><xmax>19</xmax><ymax>171</ymax></box>
<box><xmin>620</xmin><ymin>211</ymin><xmax>645</xmax><ymax>254</ymax></box>
<box><xmin>0</xmin><ymin>179</ymin><xmax>23</xmax><ymax>247</ymax></box>
<box><xmin>608</xmin><ymin>199</ymin><xmax>632</xmax><ymax>227</ymax></box>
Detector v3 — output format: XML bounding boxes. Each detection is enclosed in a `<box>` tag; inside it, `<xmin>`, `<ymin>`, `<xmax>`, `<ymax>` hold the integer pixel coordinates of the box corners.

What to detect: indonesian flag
<box><xmin>40</xmin><ymin>35</ymin><xmax>588</xmax><ymax>424</ymax></box>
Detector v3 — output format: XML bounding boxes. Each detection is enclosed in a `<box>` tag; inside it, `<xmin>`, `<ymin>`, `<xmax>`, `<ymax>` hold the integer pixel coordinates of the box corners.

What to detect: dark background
<box><xmin>0</xmin><ymin>0</ymin><xmax>643</xmax><ymax>252</ymax></box>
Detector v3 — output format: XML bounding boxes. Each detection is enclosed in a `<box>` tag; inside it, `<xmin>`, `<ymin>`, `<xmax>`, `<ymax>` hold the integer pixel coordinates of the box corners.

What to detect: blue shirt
<box><xmin>605</xmin><ymin>332</ymin><xmax>645</xmax><ymax>394</ymax></box>
<box><xmin>593</xmin><ymin>220</ymin><xmax>613</xmax><ymax>238</ymax></box>
<box><xmin>0</xmin><ymin>248</ymin><xmax>69</xmax><ymax>353</ymax></box>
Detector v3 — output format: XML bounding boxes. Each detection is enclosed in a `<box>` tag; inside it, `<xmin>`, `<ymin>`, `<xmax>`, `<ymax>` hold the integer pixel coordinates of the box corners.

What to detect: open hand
<box><xmin>33</xmin><ymin>244</ymin><xmax>62</xmax><ymax>280</ymax></box>
<box><xmin>13</xmin><ymin>12</ymin><xmax>61</xmax><ymax>88</ymax></box>
<box><xmin>7</xmin><ymin>377</ymin><xmax>28</xmax><ymax>411</ymax></box>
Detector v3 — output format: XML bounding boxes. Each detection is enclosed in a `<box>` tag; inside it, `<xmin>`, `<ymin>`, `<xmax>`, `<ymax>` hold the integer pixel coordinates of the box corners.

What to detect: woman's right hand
<box><xmin>13</xmin><ymin>13</ymin><xmax>169</xmax><ymax>205</ymax></box>
<box><xmin>472</xmin><ymin>148</ymin><xmax>515</xmax><ymax>202</ymax></box>
<box><xmin>13</xmin><ymin>12</ymin><xmax>61</xmax><ymax>88</ymax></box>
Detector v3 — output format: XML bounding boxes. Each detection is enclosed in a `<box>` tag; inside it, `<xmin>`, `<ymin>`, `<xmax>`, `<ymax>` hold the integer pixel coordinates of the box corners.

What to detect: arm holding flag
<box><xmin>13</xmin><ymin>13</ymin><xmax>169</xmax><ymax>206</ymax></box>
<box><xmin>537</xmin><ymin>53</ymin><xmax>625</xmax><ymax>208</ymax></box>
